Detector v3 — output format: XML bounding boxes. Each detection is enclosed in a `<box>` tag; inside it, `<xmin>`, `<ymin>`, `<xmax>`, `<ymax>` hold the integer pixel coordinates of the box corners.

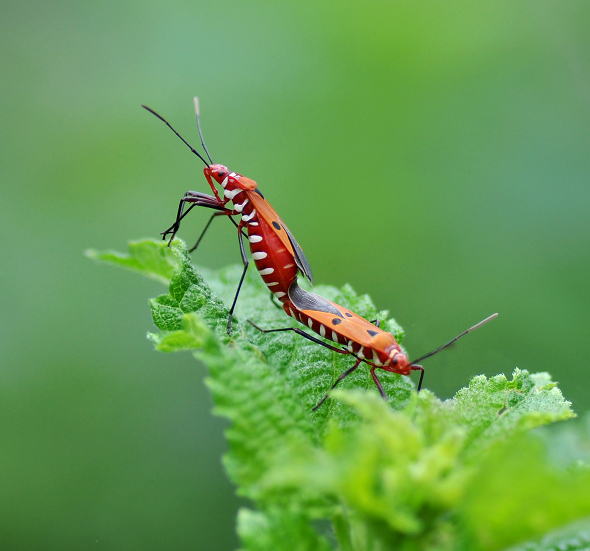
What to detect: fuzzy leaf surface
<box><xmin>90</xmin><ymin>238</ymin><xmax>585</xmax><ymax>551</ymax></box>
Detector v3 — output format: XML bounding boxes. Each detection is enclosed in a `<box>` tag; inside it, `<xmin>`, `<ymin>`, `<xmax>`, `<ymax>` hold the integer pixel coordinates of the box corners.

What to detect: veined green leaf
<box><xmin>90</xmin><ymin>238</ymin><xmax>585</xmax><ymax>551</ymax></box>
<box><xmin>86</xmin><ymin>239</ymin><xmax>178</xmax><ymax>284</ymax></box>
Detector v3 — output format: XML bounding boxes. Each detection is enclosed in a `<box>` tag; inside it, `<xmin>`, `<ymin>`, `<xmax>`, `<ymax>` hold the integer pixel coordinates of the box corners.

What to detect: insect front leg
<box><xmin>161</xmin><ymin>193</ymin><xmax>197</xmax><ymax>245</ymax></box>
<box><xmin>161</xmin><ymin>192</ymin><xmax>235</xmax><ymax>248</ymax></box>
<box><xmin>203</xmin><ymin>170</ymin><xmax>224</xmax><ymax>203</ymax></box>
<box><xmin>161</xmin><ymin>191</ymin><xmax>217</xmax><ymax>241</ymax></box>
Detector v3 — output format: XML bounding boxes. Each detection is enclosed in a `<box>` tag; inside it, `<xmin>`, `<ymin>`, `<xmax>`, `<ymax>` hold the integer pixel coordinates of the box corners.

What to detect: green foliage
<box><xmin>503</xmin><ymin>518</ymin><xmax>590</xmax><ymax>551</ymax></box>
<box><xmin>88</xmin><ymin>239</ymin><xmax>590</xmax><ymax>551</ymax></box>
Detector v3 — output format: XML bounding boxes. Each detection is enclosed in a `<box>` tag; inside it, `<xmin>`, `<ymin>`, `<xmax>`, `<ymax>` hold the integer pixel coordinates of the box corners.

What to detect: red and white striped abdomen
<box><xmin>248</xmin><ymin>222</ymin><xmax>298</xmax><ymax>302</ymax></box>
<box><xmin>222</xmin><ymin>176</ymin><xmax>297</xmax><ymax>303</ymax></box>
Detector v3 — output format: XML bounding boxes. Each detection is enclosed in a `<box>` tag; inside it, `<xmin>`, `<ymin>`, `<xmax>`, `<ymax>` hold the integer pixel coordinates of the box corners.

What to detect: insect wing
<box><xmin>304</xmin><ymin>307</ymin><xmax>385</xmax><ymax>349</ymax></box>
<box><xmin>280</xmin><ymin>223</ymin><xmax>313</xmax><ymax>284</ymax></box>
<box><xmin>288</xmin><ymin>284</ymin><xmax>385</xmax><ymax>349</ymax></box>
<box><xmin>248</xmin><ymin>192</ymin><xmax>313</xmax><ymax>283</ymax></box>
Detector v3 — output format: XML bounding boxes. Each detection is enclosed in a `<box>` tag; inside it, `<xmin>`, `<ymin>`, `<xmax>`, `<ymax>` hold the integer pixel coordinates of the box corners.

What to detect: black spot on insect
<box><xmin>272</xmin><ymin>221</ymin><xmax>281</xmax><ymax>230</ymax></box>
<box><xmin>254</xmin><ymin>188</ymin><xmax>265</xmax><ymax>199</ymax></box>
<box><xmin>332</xmin><ymin>318</ymin><xmax>342</xmax><ymax>325</ymax></box>
<box><xmin>367</xmin><ymin>330</ymin><xmax>378</xmax><ymax>337</ymax></box>
<box><xmin>345</xmin><ymin>312</ymin><xmax>353</xmax><ymax>317</ymax></box>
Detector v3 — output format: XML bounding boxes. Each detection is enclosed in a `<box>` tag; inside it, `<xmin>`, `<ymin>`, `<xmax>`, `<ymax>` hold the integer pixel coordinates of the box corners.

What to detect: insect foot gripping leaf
<box><xmin>88</xmin><ymin>239</ymin><xmax>585</xmax><ymax>551</ymax></box>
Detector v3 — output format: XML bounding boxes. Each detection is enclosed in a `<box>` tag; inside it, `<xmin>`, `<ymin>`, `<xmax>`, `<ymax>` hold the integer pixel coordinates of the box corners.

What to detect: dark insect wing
<box><xmin>288</xmin><ymin>281</ymin><xmax>341</xmax><ymax>316</ymax></box>
<box><xmin>281</xmin><ymin>223</ymin><xmax>313</xmax><ymax>284</ymax></box>
<box><xmin>288</xmin><ymin>281</ymin><xmax>395</xmax><ymax>350</ymax></box>
<box><xmin>247</xmin><ymin>191</ymin><xmax>314</xmax><ymax>284</ymax></box>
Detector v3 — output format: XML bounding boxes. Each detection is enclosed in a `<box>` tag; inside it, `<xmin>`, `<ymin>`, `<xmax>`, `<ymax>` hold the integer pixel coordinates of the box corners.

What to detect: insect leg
<box><xmin>184</xmin><ymin>206</ymin><xmax>247</xmax><ymax>253</ymax></box>
<box><xmin>203</xmin><ymin>170</ymin><xmax>223</xmax><ymax>203</ymax></box>
<box><xmin>312</xmin><ymin>358</ymin><xmax>363</xmax><ymax>411</ymax></box>
<box><xmin>162</xmin><ymin>192</ymin><xmax>227</xmax><ymax>245</ymax></box>
<box><xmin>247</xmin><ymin>320</ymin><xmax>347</xmax><ymax>354</ymax></box>
<box><xmin>226</xmin><ymin>221</ymin><xmax>250</xmax><ymax>335</ymax></box>
<box><xmin>161</xmin><ymin>197</ymin><xmax>195</xmax><ymax>245</ymax></box>
<box><xmin>412</xmin><ymin>365</ymin><xmax>425</xmax><ymax>391</ymax></box>
<box><xmin>161</xmin><ymin>192</ymin><xmax>245</xmax><ymax>252</ymax></box>
<box><xmin>188</xmin><ymin>211</ymin><xmax>230</xmax><ymax>253</ymax></box>
<box><xmin>370</xmin><ymin>366</ymin><xmax>387</xmax><ymax>400</ymax></box>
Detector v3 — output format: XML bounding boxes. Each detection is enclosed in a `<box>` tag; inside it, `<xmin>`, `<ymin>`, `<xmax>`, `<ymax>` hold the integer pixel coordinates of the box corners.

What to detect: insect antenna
<box><xmin>141</xmin><ymin>104</ymin><xmax>210</xmax><ymax>168</ymax></box>
<box><xmin>409</xmin><ymin>313</ymin><xmax>498</xmax><ymax>366</ymax></box>
<box><xmin>193</xmin><ymin>97</ymin><xmax>214</xmax><ymax>165</ymax></box>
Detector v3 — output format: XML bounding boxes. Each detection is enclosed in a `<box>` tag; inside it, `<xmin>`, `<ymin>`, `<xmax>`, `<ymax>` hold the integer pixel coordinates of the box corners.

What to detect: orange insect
<box><xmin>251</xmin><ymin>280</ymin><xmax>496</xmax><ymax>409</ymax></box>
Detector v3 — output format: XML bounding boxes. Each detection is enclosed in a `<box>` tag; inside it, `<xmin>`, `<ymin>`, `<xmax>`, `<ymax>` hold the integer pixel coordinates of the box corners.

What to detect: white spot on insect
<box><xmin>224</xmin><ymin>188</ymin><xmax>242</xmax><ymax>200</ymax></box>
<box><xmin>358</xmin><ymin>347</ymin><xmax>365</xmax><ymax>359</ymax></box>
<box><xmin>267</xmin><ymin>281</ymin><xmax>279</xmax><ymax>287</ymax></box>
<box><xmin>307</xmin><ymin>318</ymin><xmax>313</xmax><ymax>329</ymax></box>
<box><xmin>258</xmin><ymin>268</ymin><xmax>274</xmax><ymax>275</ymax></box>
<box><xmin>274</xmin><ymin>291</ymin><xmax>286</xmax><ymax>299</ymax></box>
<box><xmin>252</xmin><ymin>251</ymin><xmax>267</xmax><ymax>260</ymax></box>
<box><xmin>288</xmin><ymin>307</ymin><xmax>294</xmax><ymax>317</ymax></box>
<box><xmin>248</xmin><ymin>235</ymin><xmax>263</xmax><ymax>243</ymax></box>
<box><xmin>319</xmin><ymin>325</ymin><xmax>326</xmax><ymax>338</ymax></box>
<box><xmin>283</xmin><ymin>263</ymin><xmax>295</xmax><ymax>269</ymax></box>
<box><xmin>248</xmin><ymin>221</ymin><xmax>259</xmax><ymax>226</ymax></box>
<box><xmin>372</xmin><ymin>350</ymin><xmax>382</xmax><ymax>366</ymax></box>
<box><xmin>234</xmin><ymin>199</ymin><xmax>250</xmax><ymax>213</ymax></box>
<box><xmin>242</xmin><ymin>210</ymin><xmax>257</xmax><ymax>222</ymax></box>
<box><xmin>347</xmin><ymin>341</ymin><xmax>354</xmax><ymax>352</ymax></box>
<box><xmin>229</xmin><ymin>172</ymin><xmax>237</xmax><ymax>177</ymax></box>
<box><xmin>221</xmin><ymin>176</ymin><xmax>229</xmax><ymax>188</ymax></box>
<box><xmin>331</xmin><ymin>331</ymin><xmax>339</xmax><ymax>343</ymax></box>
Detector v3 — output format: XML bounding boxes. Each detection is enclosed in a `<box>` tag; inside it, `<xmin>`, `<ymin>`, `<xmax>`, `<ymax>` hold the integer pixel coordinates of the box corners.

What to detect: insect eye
<box><xmin>218</xmin><ymin>171</ymin><xmax>226</xmax><ymax>177</ymax></box>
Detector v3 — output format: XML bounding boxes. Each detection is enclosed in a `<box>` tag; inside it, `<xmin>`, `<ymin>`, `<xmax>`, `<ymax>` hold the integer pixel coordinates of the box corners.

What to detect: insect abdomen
<box><xmin>246</xmin><ymin>216</ymin><xmax>297</xmax><ymax>303</ymax></box>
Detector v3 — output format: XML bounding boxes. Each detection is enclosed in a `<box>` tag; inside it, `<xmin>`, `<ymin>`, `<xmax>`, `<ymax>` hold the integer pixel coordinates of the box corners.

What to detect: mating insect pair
<box><xmin>142</xmin><ymin>99</ymin><xmax>496</xmax><ymax>410</ymax></box>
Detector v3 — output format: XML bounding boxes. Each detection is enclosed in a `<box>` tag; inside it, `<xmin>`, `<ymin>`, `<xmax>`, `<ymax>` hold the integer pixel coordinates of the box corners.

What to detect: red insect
<box><xmin>143</xmin><ymin>99</ymin><xmax>313</xmax><ymax>334</ymax></box>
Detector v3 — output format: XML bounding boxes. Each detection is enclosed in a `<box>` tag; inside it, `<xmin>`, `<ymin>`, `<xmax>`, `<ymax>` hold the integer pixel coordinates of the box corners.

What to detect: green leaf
<box><xmin>460</xmin><ymin>432</ymin><xmax>590</xmax><ymax>551</ymax></box>
<box><xmin>237</xmin><ymin>508</ymin><xmax>333</xmax><ymax>551</ymax></box>
<box><xmin>89</xmin><ymin>238</ymin><xmax>585</xmax><ymax>551</ymax></box>
<box><xmin>503</xmin><ymin>517</ymin><xmax>590</xmax><ymax>551</ymax></box>
<box><xmin>148</xmin><ymin>312</ymin><xmax>212</xmax><ymax>352</ymax></box>
<box><xmin>85</xmin><ymin>239</ymin><xmax>178</xmax><ymax>284</ymax></box>
<box><xmin>414</xmin><ymin>369</ymin><xmax>575</xmax><ymax>462</ymax></box>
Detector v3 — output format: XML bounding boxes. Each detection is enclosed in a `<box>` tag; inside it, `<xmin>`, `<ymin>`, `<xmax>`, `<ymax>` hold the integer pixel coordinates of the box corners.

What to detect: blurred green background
<box><xmin>2</xmin><ymin>1</ymin><xmax>590</xmax><ymax>548</ymax></box>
